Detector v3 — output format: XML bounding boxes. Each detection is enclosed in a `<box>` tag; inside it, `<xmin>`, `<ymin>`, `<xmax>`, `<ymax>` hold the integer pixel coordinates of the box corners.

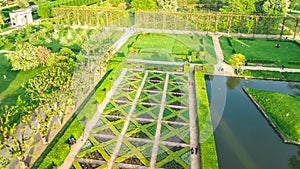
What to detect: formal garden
<box><xmin>71</xmin><ymin>68</ymin><xmax>192</xmax><ymax>169</ymax></box>
<box><xmin>116</xmin><ymin>32</ymin><xmax>216</xmax><ymax>64</ymax></box>
<box><xmin>0</xmin><ymin>0</ymin><xmax>300</xmax><ymax>168</ymax></box>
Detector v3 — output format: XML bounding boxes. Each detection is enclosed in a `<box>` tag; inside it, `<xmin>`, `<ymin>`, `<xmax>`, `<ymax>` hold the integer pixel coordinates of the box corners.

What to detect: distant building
<box><xmin>9</xmin><ymin>8</ymin><xmax>33</xmax><ymax>27</ymax></box>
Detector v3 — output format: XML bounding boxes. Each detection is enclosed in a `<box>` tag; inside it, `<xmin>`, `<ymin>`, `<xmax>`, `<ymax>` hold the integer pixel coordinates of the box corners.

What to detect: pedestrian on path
<box><xmin>281</xmin><ymin>65</ymin><xmax>285</xmax><ymax>70</ymax></box>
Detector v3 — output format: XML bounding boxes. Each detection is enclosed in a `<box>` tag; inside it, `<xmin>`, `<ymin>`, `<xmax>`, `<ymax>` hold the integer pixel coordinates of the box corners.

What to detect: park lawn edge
<box><xmin>243</xmin><ymin>88</ymin><xmax>300</xmax><ymax>145</ymax></box>
<box><xmin>239</xmin><ymin>70</ymin><xmax>300</xmax><ymax>82</ymax></box>
<box><xmin>194</xmin><ymin>66</ymin><xmax>219</xmax><ymax>169</ymax></box>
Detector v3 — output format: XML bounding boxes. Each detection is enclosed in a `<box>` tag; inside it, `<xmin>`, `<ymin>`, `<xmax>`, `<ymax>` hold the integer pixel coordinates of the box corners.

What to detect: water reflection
<box><xmin>289</xmin><ymin>147</ymin><xmax>300</xmax><ymax>169</ymax></box>
<box><xmin>226</xmin><ymin>77</ymin><xmax>241</xmax><ymax>90</ymax></box>
<box><xmin>288</xmin><ymin>83</ymin><xmax>300</xmax><ymax>96</ymax></box>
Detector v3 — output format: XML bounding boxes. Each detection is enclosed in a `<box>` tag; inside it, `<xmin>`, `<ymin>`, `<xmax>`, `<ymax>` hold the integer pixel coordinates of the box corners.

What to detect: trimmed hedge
<box><xmin>246</xmin><ymin>59</ymin><xmax>274</xmax><ymax>64</ymax></box>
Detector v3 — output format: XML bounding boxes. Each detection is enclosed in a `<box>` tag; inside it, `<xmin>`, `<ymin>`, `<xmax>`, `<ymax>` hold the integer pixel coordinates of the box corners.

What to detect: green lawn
<box><xmin>219</xmin><ymin>37</ymin><xmax>300</xmax><ymax>68</ymax></box>
<box><xmin>194</xmin><ymin>67</ymin><xmax>219</xmax><ymax>169</ymax></box>
<box><xmin>0</xmin><ymin>53</ymin><xmax>43</xmax><ymax>106</ymax></box>
<box><xmin>245</xmin><ymin>88</ymin><xmax>300</xmax><ymax>143</ymax></box>
<box><xmin>117</xmin><ymin>33</ymin><xmax>216</xmax><ymax>64</ymax></box>
<box><xmin>241</xmin><ymin>70</ymin><xmax>300</xmax><ymax>82</ymax></box>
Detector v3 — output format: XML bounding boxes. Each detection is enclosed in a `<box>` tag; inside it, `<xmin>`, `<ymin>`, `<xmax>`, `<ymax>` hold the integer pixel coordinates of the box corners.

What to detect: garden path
<box><xmin>0</xmin><ymin>50</ymin><xmax>12</xmax><ymax>53</ymax></box>
<box><xmin>107</xmin><ymin>71</ymin><xmax>149</xmax><ymax>168</ymax></box>
<box><xmin>149</xmin><ymin>73</ymin><xmax>169</xmax><ymax>168</ymax></box>
<box><xmin>188</xmin><ymin>64</ymin><xmax>201</xmax><ymax>169</ymax></box>
<box><xmin>211</xmin><ymin>34</ymin><xmax>236</xmax><ymax>76</ymax></box>
<box><xmin>58</xmin><ymin>68</ymin><xmax>128</xmax><ymax>169</ymax></box>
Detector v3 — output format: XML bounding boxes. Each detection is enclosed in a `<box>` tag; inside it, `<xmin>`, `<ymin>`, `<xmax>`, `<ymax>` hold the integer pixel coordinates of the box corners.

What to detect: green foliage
<box><xmin>32</xmin><ymin>70</ymin><xmax>112</xmax><ymax>168</ymax></box>
<box><xmin>131</xmin><ymin>0</ymin><xmax>157</xmax><ymax>11</ymax></box>
<box><xmin>194</xmin><ymin>67</ymin><xmax>219</xmax><ymax>169</ymax></box>
<box><xmin>220</xmin><ymin>0</ymin><xmax>259</xmax><ymax>13</ymax></box>
<box><xmin>38</xmin><ymin>0</ymin><xmax>101</xmax><ymax>18</ymax></box>
<box><xmin>245</xmin><ymin>88</ymin><xmax>300</xmax><ymax>142</ymax></box>
<box><xmin>229</xmin><ymin>53</ymin><xmax>246</xmax><ymax>69</ymax></box>
<box><xmin>6</xmin><ymin>42</ymin><xmax>39</xmax><ymax>71</ymax></box>
<box><xmin>157</xmin><ymin>0</ymin><xmax>178</xmax><ymax>11</ymax></box>
<box><xmin>16</xmin><ymin>0</ymin><xmax>29</xmax><ymax>8</ymax></box>
<box><xmin>263</xmin><ymin>0</ymin><xmax>290</xmax><ymax>15</ymax></box>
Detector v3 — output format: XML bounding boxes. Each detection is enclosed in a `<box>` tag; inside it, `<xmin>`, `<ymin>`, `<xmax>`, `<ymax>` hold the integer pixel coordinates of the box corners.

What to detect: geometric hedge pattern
<box><xmin>73</xmin><ymin>69</ymin><xmax>191</xmax><ymax>169</ymax></box>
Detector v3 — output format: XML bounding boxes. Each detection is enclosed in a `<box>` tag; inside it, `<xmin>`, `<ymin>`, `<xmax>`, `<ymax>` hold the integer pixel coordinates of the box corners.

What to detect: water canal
<box><xmin>205</xmin><ymin>76</ymin><xmax>300</xmax><ymax>169</ymax></box>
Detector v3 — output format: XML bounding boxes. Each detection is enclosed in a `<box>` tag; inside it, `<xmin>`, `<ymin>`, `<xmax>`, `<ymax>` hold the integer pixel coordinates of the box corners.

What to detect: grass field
<box><xmin>245</xmin><ymin>88</ymin><xmax>300</xmax><ymax>143</ymax></box>
<box><xmin>241</xmin><ymin>70</ymin><xmax>300</xmax><ymax>82</ymax></box>
<box><xmin>0</xmin><ymin>53</ymin><xmax>43</xmax><ymax>106</ymax></box>
<box><xmin>219</xmin><ymin>37</ymin><xmax>300</xmax><ymax>68</ymax></box>
<box><xmin>117</xmin><ymin>33</ymin><xmax>216</xmax><ymax>64</ymax></box>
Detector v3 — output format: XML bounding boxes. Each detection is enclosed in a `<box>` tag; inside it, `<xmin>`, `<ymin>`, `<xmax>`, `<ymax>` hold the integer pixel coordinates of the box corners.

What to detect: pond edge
<box><xmin>242</xmin><ymin>87</ymin><xmax>300</xmax><ymax>146</ymax></box>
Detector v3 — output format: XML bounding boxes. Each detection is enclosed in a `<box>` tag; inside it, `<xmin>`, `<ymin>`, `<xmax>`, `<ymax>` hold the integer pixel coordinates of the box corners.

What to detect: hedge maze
<box><xmin>73</xmin><ymin>68</ymin><xmax>192</xmax><ymax>169</ymax></box>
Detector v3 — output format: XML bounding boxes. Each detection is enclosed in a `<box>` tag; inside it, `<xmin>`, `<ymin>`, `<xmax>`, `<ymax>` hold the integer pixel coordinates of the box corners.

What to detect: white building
<box><xmin>9</xmin><ymin>8</ymin><xmax>33</xmax><ymax>27</ymax></box>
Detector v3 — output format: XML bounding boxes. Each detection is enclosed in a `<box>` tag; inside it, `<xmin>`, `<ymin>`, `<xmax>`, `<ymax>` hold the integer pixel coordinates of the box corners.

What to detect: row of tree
<box><xmin>0</xmin><ymin>60</ymin><xmax>74</xmax><ymax>168</ymax></box>
<box><xmin>53</xmin><ymin>7</ymin><xmax>129</xmax><ymax>28</ymax></box>
<box><xmin>37</xmin><ymin>0</ymin><xmax>100</xmax><ymax>18</ymax></box>
<box><xmin>135</xmin><ymin>11</ymin><xmax>299</xmax><ymax>38</ymax></box>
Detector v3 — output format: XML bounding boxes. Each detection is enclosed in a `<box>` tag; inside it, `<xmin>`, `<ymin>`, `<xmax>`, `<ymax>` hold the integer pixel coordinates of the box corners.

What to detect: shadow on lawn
<box><xmin>0</xmin><ymin>54</ymin><xmax>18</xmax><ymax>96</ymax></box>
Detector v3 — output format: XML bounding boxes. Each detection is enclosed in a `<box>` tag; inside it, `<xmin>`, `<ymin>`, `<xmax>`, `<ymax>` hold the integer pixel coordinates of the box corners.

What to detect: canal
<box><xmin>206</xmin><ymin>76</ymin><xmax>300</xmax><ymax>169</ymax></box>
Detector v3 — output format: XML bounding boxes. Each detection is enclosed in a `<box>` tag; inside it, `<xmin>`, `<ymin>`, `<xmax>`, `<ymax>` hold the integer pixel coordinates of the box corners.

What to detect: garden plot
<box><xmin>73</xmin><ymin>68</ymin><xmax>192</xmax><ymax>169</ymax></box>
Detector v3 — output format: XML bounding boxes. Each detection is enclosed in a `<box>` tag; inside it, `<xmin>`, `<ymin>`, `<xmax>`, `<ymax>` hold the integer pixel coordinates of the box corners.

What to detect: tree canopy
<box><xmin>220</xmin><ymin>0</ymin><xmax>261</xmax><ymax>13</ymax></box>
<box><xmin>262</xmin><ymin>0</ymin><xmax>290</xmax><ymax>15</ymax></box>
<box><xmin>131</xmin><ymin>0</ymin><xmax>157</xmax><ymax>11</ymax></box>
<box><xmin>229</xmin><ymin>53</ymin><xmax>246</xmax><ymax>69</ymax></box>
<box><xmin>6</xmin><ymin>43</ymin><xmax>39</xmax><ymax>71</ymax></box>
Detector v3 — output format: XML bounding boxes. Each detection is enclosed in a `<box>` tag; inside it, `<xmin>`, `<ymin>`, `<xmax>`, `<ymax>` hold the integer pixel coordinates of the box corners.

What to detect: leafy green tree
<box><xmin>109</xmin><ymin>0</ymin><xmax>125</xmax><ymax>7</ymax></box>
<box><xmin>0</xmin><ymin>101</ymin><xmax>36</xmax><ymax>169</ymax></box>
<box><xmin>16</xmin><ymin>0</ymin><xmax>29</xmax><ymax>8</ymax></box>
<box><xmin>23</xmin><ymin>63</ymin><xmax>74</xmax><ymax>143</ymax></box>
<box><xmin>220</xmin><ymin>0</ymin><xmax>261</xmax><ymax>13</ymax></box>
<box><xmin>229</xmin><ymin>53</ymin><xmax>246</xmax><ymax>71</ymax></box>
<box><xmin>262</xmin><ymin>0</ymin><xmax>290</xmax><ymax>15</ymax></box>
<box><xmin>0</xmin><ymin>12</ymin><xmax>4</xmax><ymax>29</ymax></box>
<box><xmin>131</xmin><ymin>0</ymin><xmax>157</xmax><ymax>11</ymax></box>
<box><xmin>6</xmin><ymin>42</ymin><xmax>39</xmax><ymax>71</ymax></box>
<box><xmin>157</xmin><ymin>0</ymin><xmax>178</xmax><ymax>11</ymax></box>
<box><xmin>59</xmin><ymin>47</ymin><xmax>76</xmax><ymax>59</ymax></box>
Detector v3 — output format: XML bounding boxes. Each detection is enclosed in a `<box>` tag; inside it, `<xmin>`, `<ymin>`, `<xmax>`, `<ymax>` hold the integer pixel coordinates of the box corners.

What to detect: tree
<box><xmin>36</xmin><ymin>46</ymin><xmax>51</xmax><ymax>65</ymax></box>
<box><xmin>229</xmin><ymin>53</ymin><xmax>246</xmax><ymax>71</ymax></box>
<box><xmin>109</xmin><ymin>0</ymin><xmax>125</xmax><ymax>7</ymax></box>
<box><xmin>131</xmin><ymin>0</ymin><xmax>157</xmax><ymax>11</ymax></box>
<box><xmin>23</xmin><ymin>63</ymin><xmax>74</xmax><ymax>143</ymax></box>
<box><xmin>6</xmin><ymin>43</ymin><xmax>39</xmax><ymax>71</ymax></box>
<box><xmin>16</xmin><ymin>0</ymin><xmax>29</xmax><ymax>8</ymax></box>
<box><xmin>0</xmin><ymin>100</ymin><xmax>36</xmax><ymax>169</ymax></box>
<box><xmin>262</xmin><ymin>0</ymin><xmax>290</xmax><ymax>15</ymax></box>
<box><xmin>0</xmin><ymin>12</ymin><xmax>4</xmax><ymax>29</ymax></box>
<box><xmin>157</xmin><ymin>0</ymin><xmax>178</xmax><ymax>11</ymax></box>
<box><xmin>220</xmin><ymin>0</ymin><xmax>261</xmax><ymax>13</ymax></box>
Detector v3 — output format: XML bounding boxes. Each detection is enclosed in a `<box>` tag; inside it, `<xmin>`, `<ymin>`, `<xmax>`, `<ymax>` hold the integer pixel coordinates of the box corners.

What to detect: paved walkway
<box><xmin>149</xmin><ymin>73</ymin><xmax>169</xmax><ymax>168</ymax></box>
<box><xmin>107</xmin><ymin>71</ymin><xmax>148</xmax><ymax>168</ymax></box>
<box><xmin>58</xmin><ymin>69</ymin><xmax>128</xmax><ymax>169</ymax></box>
<box><xmin>211</xmin><ymin>34</ymin><xmax>236</xmax><ymax>76</ymax></box>
<box><xmin>188</xmin><ymin>65</ymin><xmax>201</xmax><ymax>169</ymax></box>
